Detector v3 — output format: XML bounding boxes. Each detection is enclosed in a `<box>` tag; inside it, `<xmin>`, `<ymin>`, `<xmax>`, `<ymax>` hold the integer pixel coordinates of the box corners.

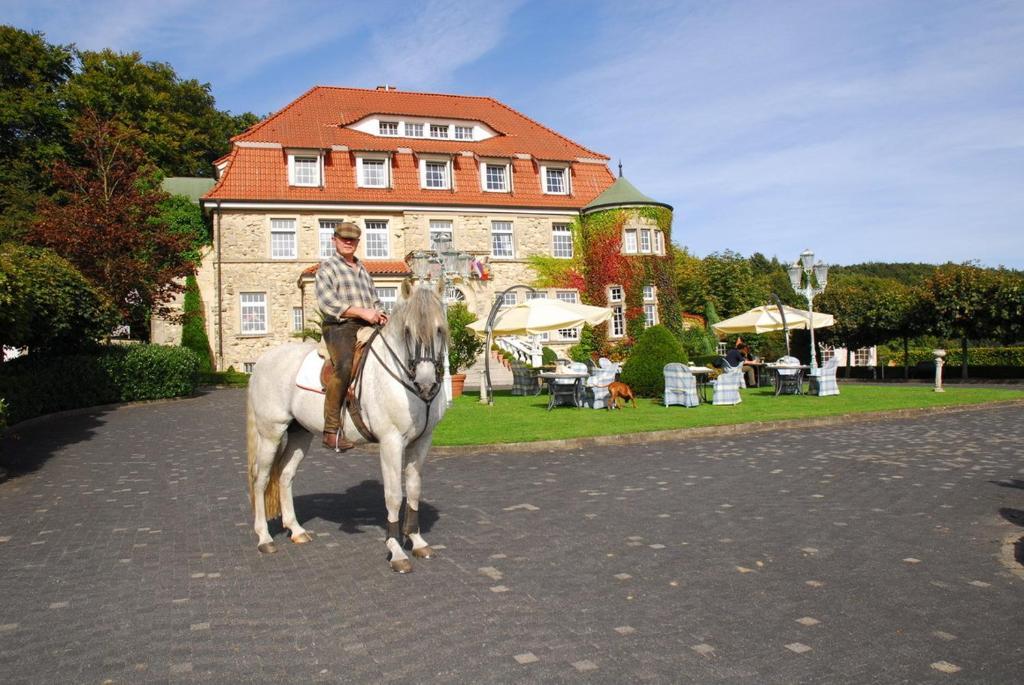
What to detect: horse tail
<box><xmin>246</xmin><ymin>394</ymin><xmax>284</xmax><ymax>519</ymax></box>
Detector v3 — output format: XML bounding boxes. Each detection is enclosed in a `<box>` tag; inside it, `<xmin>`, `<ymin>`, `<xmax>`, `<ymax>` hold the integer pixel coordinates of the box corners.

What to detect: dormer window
<box><xmin>430</xmin><ymin>124</ymin><xmax>449</xmax><ymax>139</ymax></box>
<box><xmin>420</xmin><ymin>156</ymin><xmax>451</xmax><ymax>189</ymax></box>
<box><xmin>454</xmin><ymin>126</ymin><xmax>473</xmax><ymax>140</ymax></box>
<box><xmin>355</xmin><ymin>153</ymin><xmax>389</xmax><ymax>188</ymax></box>
<box><xmin>480</xmin><ymin>160</ymin><xmax>509</xmax><ymax>192</ymax></box>
<box><xmin>288</xmin><ymin>153</ymin><xmax>321</xmax><ymax>187</ymax></box>
<box><xmin>405</xmin><ymin>122</ymin><xmax>423</xmax><ymax>137</ymax></box>
<box><xmin>379</xmin><ymin>121</ymin><xmax>399</xmax><ymax>136</ymax></box>
<box><xmin>541</xmin><ymin>164</ymin><xmax>569</xmax><ymax>195</ymax></box>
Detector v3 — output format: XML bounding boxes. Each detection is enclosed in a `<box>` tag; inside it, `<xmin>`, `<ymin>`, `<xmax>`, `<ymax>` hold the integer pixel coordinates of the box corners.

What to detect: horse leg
<box><xmin>403</xmin><ymin>435</ymin><xmax>434</xmax><ymax>559</ymax></box>
<box><xmin>380</xmin><ymin>434</ymin><xmax>412</xmax><ymax>573</ymax></box>
<box><xmin>250</xmin><ymin>425</ymin><xmax>286</xmax><ymax>554</ymax></box>
<box><xmin>278</xmin><ymin>428</ymin><xmax>314</xmax><ymax>544</ymax></box>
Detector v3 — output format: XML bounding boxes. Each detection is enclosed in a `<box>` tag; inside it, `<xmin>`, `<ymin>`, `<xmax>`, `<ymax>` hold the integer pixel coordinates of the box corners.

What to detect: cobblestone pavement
<box><xmin>1</xmin><ymin>389</ymin><xmax>1022</xmax><ymax>684</ymax></box>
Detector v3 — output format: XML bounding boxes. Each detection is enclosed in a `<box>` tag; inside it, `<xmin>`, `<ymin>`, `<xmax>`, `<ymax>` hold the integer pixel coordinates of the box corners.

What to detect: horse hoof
<box><xmin>257</xmin><ymin>542</ymin><xmax>278</xmax><ymax>554</ymax></box>
<box><xmin>411</xmin><ymin>545</ymin><xmax>434</xmax><ymax>559</ymax></box>
<box><xmin>390</xmin><ymin>558</ymin><xmax>413</xmax><ymax>574</ymax></box>
<box><xmin>292</xmin><ymin>532</ymin><xmax>313</xmax><ymax>544</ymax></box>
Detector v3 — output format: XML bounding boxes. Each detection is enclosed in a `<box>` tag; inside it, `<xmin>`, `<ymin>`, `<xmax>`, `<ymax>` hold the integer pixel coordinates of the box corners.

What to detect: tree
<box><xmin>446</xmin><ymin>303</ymin><xmax>485</xmax><ymax>373</ymax></box>
<box><xmin>64</xmin><ymin>49</ymin><xmax>259</xmax><ymax>176</ymax></box>
<box><xmin>923</xmin><ymin>263</ymin><xmax>999</xmax><ymax>379</ymax></box>
<box><xmin>0</xmin><ymin>243</ymin><xmax>118</xmax><ymax>352</ymax></box>
<box><xmin>816</xmin><ymin>275</ymin><xmax>910</xmax><ymax>377</ymax></box>
<box><xmin>0</xmin><ymin>26</ymin><xmax>73</xmax><ymax>241</ymax></box>
<box><xmin>702</xmin><ymin>250</ymin><xmax>768</xmax><ymax>318</ymax></box>
<box><xmin>157</xmin><ymin>194</ymin><xmax>209</xmax><ymax>267</ymax></box>
<box><xmin>29</xmin><ymin>112</ymin><xmax>193</xmax><ymax>335</ymax></box>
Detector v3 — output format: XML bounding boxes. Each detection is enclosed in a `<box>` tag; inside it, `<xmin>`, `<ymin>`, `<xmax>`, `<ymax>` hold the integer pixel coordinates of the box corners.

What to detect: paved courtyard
<box><xmin>0</xmin><ymin>389</ymin><xmax>1022</xmax><ymax>683</ymax></box>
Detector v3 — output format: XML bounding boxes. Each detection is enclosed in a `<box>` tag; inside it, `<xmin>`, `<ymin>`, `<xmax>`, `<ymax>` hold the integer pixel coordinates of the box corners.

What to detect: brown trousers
<box><xmin>321</xmin><ymin>319</ymin><xmax>370</xmax><ymax>433</ymax></box>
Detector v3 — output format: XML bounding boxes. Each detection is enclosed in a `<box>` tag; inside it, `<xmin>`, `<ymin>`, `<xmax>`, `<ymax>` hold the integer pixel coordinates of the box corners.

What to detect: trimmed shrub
<box><xmin>884</xmin><ymin>346</ymin><xmax>1024</xmax><ymax>367</ymax></box>
<box><xmin>180</xmin><ymin>275</ymin><xmax>213</xmax><ymax>372</ymax></box>
<box><xmin>568</xmin><ymin>324</ymin><xmax>599</xmax><ymax>363</ymax></box>
<box><xmin>541</xmin><ymin>346</ymin><xmax>558</xmax><ymax>365</ymax></box>
<box><xmin>0</xmin><ymin>345</ymin><xmax>200</xmax><ymax>425</ymax></box>
<box><xmin>620</xmin><ymin>325</ymin><xmax>687</xmax><ymax>397</ymax></box>
<box><xmin>447</xmin><ymin>303</ymin><xmax>485</xmax><ymax>373</ymax></box>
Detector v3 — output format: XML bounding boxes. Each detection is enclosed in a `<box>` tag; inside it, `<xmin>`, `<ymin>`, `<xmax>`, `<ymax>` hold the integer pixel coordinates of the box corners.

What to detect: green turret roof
<box><xmin>161</xmin><ymin>177</ymin><xmax>216</xmax><ymax>204</ymax></box>
<box><xmin>581</xmin><ymin>175</ymin><xmax>672</xmax><ymax>214</ymax></box>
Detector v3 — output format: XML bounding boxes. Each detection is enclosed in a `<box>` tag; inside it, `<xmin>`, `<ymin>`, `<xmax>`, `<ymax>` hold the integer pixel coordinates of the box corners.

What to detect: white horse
<box><xmin>246</xmin><ymin>279</ymin><xmax>449</xmax><ymax>573</ymax></box>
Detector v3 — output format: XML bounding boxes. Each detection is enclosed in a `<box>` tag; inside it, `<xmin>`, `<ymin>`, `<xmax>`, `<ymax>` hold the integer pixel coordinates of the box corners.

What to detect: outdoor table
<box><xmin>686</xmin><ymin>366</ymin><xmax>714</xmax><ymax>403</ymax></box>
<box><xmin>765</xmin><ymin>364</ymin><xmax>810</xmax><ymax>396</ymax></box>
<box><xmin>538</xmin><ymin>371</ymin><xmax>589</xmax><ymax>410</ymax></box>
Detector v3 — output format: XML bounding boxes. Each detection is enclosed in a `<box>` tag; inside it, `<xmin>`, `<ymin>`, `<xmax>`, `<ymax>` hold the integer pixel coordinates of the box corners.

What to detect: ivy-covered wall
<box><xmin>528</xmin><ymin>205</ymin><xmax>680</xmax><ymax>354</ymax></box>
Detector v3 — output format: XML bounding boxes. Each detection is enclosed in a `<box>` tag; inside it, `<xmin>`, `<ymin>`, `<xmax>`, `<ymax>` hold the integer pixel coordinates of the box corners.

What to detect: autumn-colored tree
<box><xmin>29</xmin><ymin>112</ymin><xmax>193</xmax><ymax>335</ymax></box>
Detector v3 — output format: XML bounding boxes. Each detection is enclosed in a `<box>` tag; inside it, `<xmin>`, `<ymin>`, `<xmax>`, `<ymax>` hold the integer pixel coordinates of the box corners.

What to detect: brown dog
<box><xmin>606</xmin><ymin>381</ymin><xmax>637</xmax><ymax>410</ymax></box>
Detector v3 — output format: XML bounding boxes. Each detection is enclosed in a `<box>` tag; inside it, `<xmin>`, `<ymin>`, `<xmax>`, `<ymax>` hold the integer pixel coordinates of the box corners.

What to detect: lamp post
<box><xmin>788</xmin><ymin>248</ymin><xmax>829</xmax><ymax>372</ymax></box>
<box><xmin>407</xmin><ymin>237</ymin><xmax>472</xmax><ymax>406</ymax></box>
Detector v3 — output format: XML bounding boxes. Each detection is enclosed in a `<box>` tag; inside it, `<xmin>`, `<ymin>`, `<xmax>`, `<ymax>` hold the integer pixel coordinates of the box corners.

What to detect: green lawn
<box><xmin>432</xmin><ymin>384</ymin><xmax>1024</xmax><ymax>446</ymax></box>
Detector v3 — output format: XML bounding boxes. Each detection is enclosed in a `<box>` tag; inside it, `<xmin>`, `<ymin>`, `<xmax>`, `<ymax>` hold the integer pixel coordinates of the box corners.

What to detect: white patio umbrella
<box><xmin>468</xmin><ymin>298</ymin><xmax>612</xmax><ymax>337</ymax></box>
<box><xmin>712</xmin><ymin>304</ymin><xmax>834</xmax><ymax>335</ymax></box>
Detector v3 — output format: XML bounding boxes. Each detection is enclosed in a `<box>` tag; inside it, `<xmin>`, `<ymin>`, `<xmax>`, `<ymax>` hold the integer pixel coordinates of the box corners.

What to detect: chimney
<box><xmin>375</xmin><ymin>84</ymin><xmax>397</xmax><ymax>91</ymax></box>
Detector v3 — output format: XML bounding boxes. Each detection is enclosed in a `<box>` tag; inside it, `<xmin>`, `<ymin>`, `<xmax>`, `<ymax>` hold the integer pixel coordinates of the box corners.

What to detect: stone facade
<box><xmin>202</xmin><ymin>208</ymin><xmax>585</xmax><ymax>371</ymax></box>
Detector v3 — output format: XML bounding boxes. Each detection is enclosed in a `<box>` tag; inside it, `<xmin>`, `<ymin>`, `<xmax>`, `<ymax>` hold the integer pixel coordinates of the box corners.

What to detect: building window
<box><xmin>422</xmin><ymin>160</ymin><xmax>450</xmax><ymax>189</ymax></box>
<box><xmin>482</xmin><ymin>163</ymin><xmax>508</xmax><ymax>192</ymax></box>
<box><xmin>454</xmin><ymin>125</ymin><xmax>473</xmax><ymax>140</ymax></box>
<box><xmin>498</xmin><ymin>291</ymin><xmax>517</xmax><ymax>307</ymax></box>
<box><xmin>364</xmin><ymin>220</ymin><xmax>389</xmax><ymax>258</ymax></box>
<box><xmin>292</xmin><ymin>307</ymin><xmax>304</xmax><ymax>332</ymax></box>
<box><xmin>290</xmin><ymin>155</ymin><xmax>320</xmax><ymax>187</ymax></box>
<box><xmin>644</xmin><ymin>304</ymin><xmax>658</xmax><ymax>328</ymax></box>
<box><xmin>240</xmin><ymin>292</ymin><xmax>267</xmax><ymax>334</ymax></box>
<box><xmin>643</xmin><ymin>285</ymin><xmax>655</xmax><ymax>301</ymax></box>
<box><xmin>526</xmin><ymin>291</ymin><xmax>548</xmax><ymax>300</ymax></box>
<box><xmin>611</xmin><ymin>306</ymin><xmax>625</xmax><ymax>337</ymax></box>
<box><xmin>491</xmin><ymin>220</ymin><xmax>514</xmax><ymax>258</ymax></box>
<box><xmin>623</xmin><ymin>229</ymin><xmax>637</xmax><ymax>254</ymax></box>
<box><xmin>375</xmin><ymin>287</ymin><xmax>397</xmax><ymax>313</ymax></box>
<box><xmin>853</xmin><ymin>347</ymin><xmax>871</xmax><ymax>366</ymax></box>
<box><xmin>552</xmin><ymin>223</ymin><xmax>572</xmax><ymax>258</ymax></box>
<box><xmin>640</xmin><ymin>229</ymin><xmax>652</xmax><ymax>253</ymax></box>
<box><xmin>319</xmin><ymin>220</ymin><xmax>337</xmax><ymax>259</ymax></box>
<box><xmin>556</xmin><ymin>290</ymin><xmax>578</xmax><ymax>304</ymax></box>
<box><xmin>558</xmin><ymin>327</ymin><xmax>580</xmax><ymax>340</ymax></box>
<box><xmin>608</xmin><ymin>286</ymin><xmax>623</xmax><ymax>303</ymax></box>
<box><xmin>379</xmin><ymin>121</ymin><xmax>398</xmax><ymax>136</ymax></box>
<box><xmin>405</xmin><ymin>122</ymin><xmax>423</xmax><ymax>137</ymax></box>
<box><xmin>430</xmin><ymin>124</ymin><xmax>449</xmax><ymax>139</ymax></box>
<box><xmin>654</xmin><ymin>230</ymin><xmax>664</xmax><ymax>255</ymax></box>
<box><xmin>445</xmin><ymin>287</ymin><xmax>465</xmax><ymax>305</ymax></box>
<box><xmin>243</xmin><ymin>362</ymin><xmax>256</xmax><ymax>374</ymax></box>
<box><xmin>543</xmin><ymin>165</ymin><xmax>568</xmax><ymax>194</ymax></box>
<box><xmin>429</xmin><ymin>219</ymin><xmax>453</xmax><ymax>250</ymax></box>
<box><xmin>270</xmin><ymin>218</ymin><xmax>296</xmax><ymax>259</ymax></box>
<box><xmin>358</xmin><ymin>157</ymin><xmax>388</xmax><ymax>188</ymax></box>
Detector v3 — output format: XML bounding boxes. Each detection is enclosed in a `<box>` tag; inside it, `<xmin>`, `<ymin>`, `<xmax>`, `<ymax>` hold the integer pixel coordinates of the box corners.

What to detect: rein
<box><xmin>351</xmin><ymin>324</ymin><xmax>446</xmax><ymax>445</ymax></box>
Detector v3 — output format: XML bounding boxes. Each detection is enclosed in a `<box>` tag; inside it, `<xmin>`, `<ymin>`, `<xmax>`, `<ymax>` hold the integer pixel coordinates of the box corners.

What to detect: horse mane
<box><xmin>384</xmin><ymin>281</ymin><xmax>448</xmax><ymax>348</ymax></box>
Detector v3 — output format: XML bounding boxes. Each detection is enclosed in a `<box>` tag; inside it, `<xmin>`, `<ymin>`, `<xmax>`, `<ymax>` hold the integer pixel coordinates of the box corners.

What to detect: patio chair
<box><xmin>584</xmin><ymin>367</ymin><xmax>617</xmax><ymax>409</ymax></box>
<box><xmin>722</xmin><ymin>359</ymin><xmax>747</xmax><ymax>388</ymax></box>
<box><xmin>549</xmin><ymin>361</ymin><xmax>587</xmax><ymax>409</ymax></box>
<box><xmin>814</xmin><ymin>356</ymin><xmax>840</xmax><ymax>397</ymax></box>
<box><xmin>663</xmin><ymin>363</ymin><xmax>699</xmax><ymax>408</ymax></box>
<box><xmin>712</xmin><ymin>365</ymin><xmax>744</xmax><ymax>405</ymax></box>
<box><xmin>774</xmin><ymin>355</ymin><xmax>802</xmax><ymax>395</ymax></box>
<box><xmin>510</xmin><ymin>361</ymin><xmax>540</xmax><ymax>396</ymax></box>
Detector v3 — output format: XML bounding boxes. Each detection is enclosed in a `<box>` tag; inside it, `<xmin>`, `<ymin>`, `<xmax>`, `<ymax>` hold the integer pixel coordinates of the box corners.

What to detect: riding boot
<box><xmin>322</xmin><ymin>376</ymin><xmax>355</xmax><ymax>451</ymax></box>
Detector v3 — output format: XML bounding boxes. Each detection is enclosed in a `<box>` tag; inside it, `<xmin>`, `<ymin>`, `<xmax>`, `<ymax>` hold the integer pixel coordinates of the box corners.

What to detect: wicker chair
<box><xmin>510</xmin><ymin>361</ymin><xmax>540</xmax><ymax>396</ymax></box>
<box><xmin>712</xmin><ymin>366</ymin><xmax>744</xmax><ymax>405</ymax></box>
<box><xmin>774</xmin><ymin>355</ymin><xmax>803</xmax><ymax>395</ymax></box>
<box><xmin>663</xmin><ymin>363</ymin><xmax>699</xmax><ymax>408</ymax></box>
<box><xmin>814</xmin><ymin>356</ymin><xmax>840</xmax><ymax>396</ymax></box>
<box><xmin>584</xmin><ymin>367</ymin><xmax>617</xmax><ymax>409</ymax></box>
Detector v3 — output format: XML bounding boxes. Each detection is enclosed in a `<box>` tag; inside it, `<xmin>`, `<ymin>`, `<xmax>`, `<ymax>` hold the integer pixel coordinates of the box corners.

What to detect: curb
<box><xmin>428</xmin><ymin>398</ymin><xmax>1024</xmax><ymax>457</ymax></box>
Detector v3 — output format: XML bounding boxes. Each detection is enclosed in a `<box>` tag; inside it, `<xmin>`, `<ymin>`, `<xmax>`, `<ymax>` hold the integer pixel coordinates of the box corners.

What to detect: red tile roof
<box><xmin>205</xmin><ymin>86</ymin><xmax>615</xmax><ymax>207</ymax></box>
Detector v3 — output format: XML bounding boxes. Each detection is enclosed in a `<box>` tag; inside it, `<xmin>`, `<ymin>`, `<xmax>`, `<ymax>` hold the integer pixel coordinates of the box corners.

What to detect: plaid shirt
<box><xmin>315</xmin><ymin>255</ymin><xmax>382</xmax><ymax>321</ymax></box>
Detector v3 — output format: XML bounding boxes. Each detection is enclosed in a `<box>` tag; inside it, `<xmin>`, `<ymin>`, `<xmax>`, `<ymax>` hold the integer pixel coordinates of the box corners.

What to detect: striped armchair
<box><xmin>663</xmin><ymin>363</ymin><xmax>699</xmax><ymax>408</ymax></box>
<box><xmin>815</xmin><ymin>356</ymin><xmax>840</xmax><ymax>397</ymax></box>
<box><xmin>712</xmin><ymin>366</ymin><xmax>744</xmax><ymax>405</ymax></box>
<box><xmin>584</xmin><ymin>367</ymin><xmax>617</xmax><ymax>409</ymax></box>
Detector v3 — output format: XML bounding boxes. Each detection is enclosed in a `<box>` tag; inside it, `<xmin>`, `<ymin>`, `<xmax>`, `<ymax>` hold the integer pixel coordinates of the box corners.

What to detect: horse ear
<box><xmin>401</xmin><ymin>277</ymin><xmax>414</xmax><ymax>299</ymax></box>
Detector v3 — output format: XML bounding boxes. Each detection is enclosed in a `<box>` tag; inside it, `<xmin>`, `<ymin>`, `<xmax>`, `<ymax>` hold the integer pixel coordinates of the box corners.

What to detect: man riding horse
<box><xmin>315</xmin><ymin>221</ymin><xmax>389</xmax><ymax>451</ymax></box>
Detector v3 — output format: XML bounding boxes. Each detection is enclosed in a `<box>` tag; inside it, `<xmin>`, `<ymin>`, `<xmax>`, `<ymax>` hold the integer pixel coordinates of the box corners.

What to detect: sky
<box><xmin>4</xmin><ymin>0</ymin><xmax>1023</xmax><ymax>268</ymax></box>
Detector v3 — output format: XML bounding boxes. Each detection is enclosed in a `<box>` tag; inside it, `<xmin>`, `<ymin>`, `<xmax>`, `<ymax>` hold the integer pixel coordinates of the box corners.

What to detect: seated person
<box><xmin>724</xmin><ymin>342</ymin><xmax>757</xmax><ymax>387</ymax></box>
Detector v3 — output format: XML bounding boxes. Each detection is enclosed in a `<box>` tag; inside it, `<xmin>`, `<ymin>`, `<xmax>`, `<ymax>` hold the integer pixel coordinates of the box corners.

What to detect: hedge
<box><xmin>180</xmin><ymin>275</ymin><xmax>213</xmax><ymax>372</ymax></box>
<box><xmin>0</xmin><ymin>344</ymin><xmax>201</xmax><ymax>425</ymax></box>
<box><xmin>884</xmin><ymin>346</ymin><xmax>1024</xmax><ymax>367</ymax></box>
